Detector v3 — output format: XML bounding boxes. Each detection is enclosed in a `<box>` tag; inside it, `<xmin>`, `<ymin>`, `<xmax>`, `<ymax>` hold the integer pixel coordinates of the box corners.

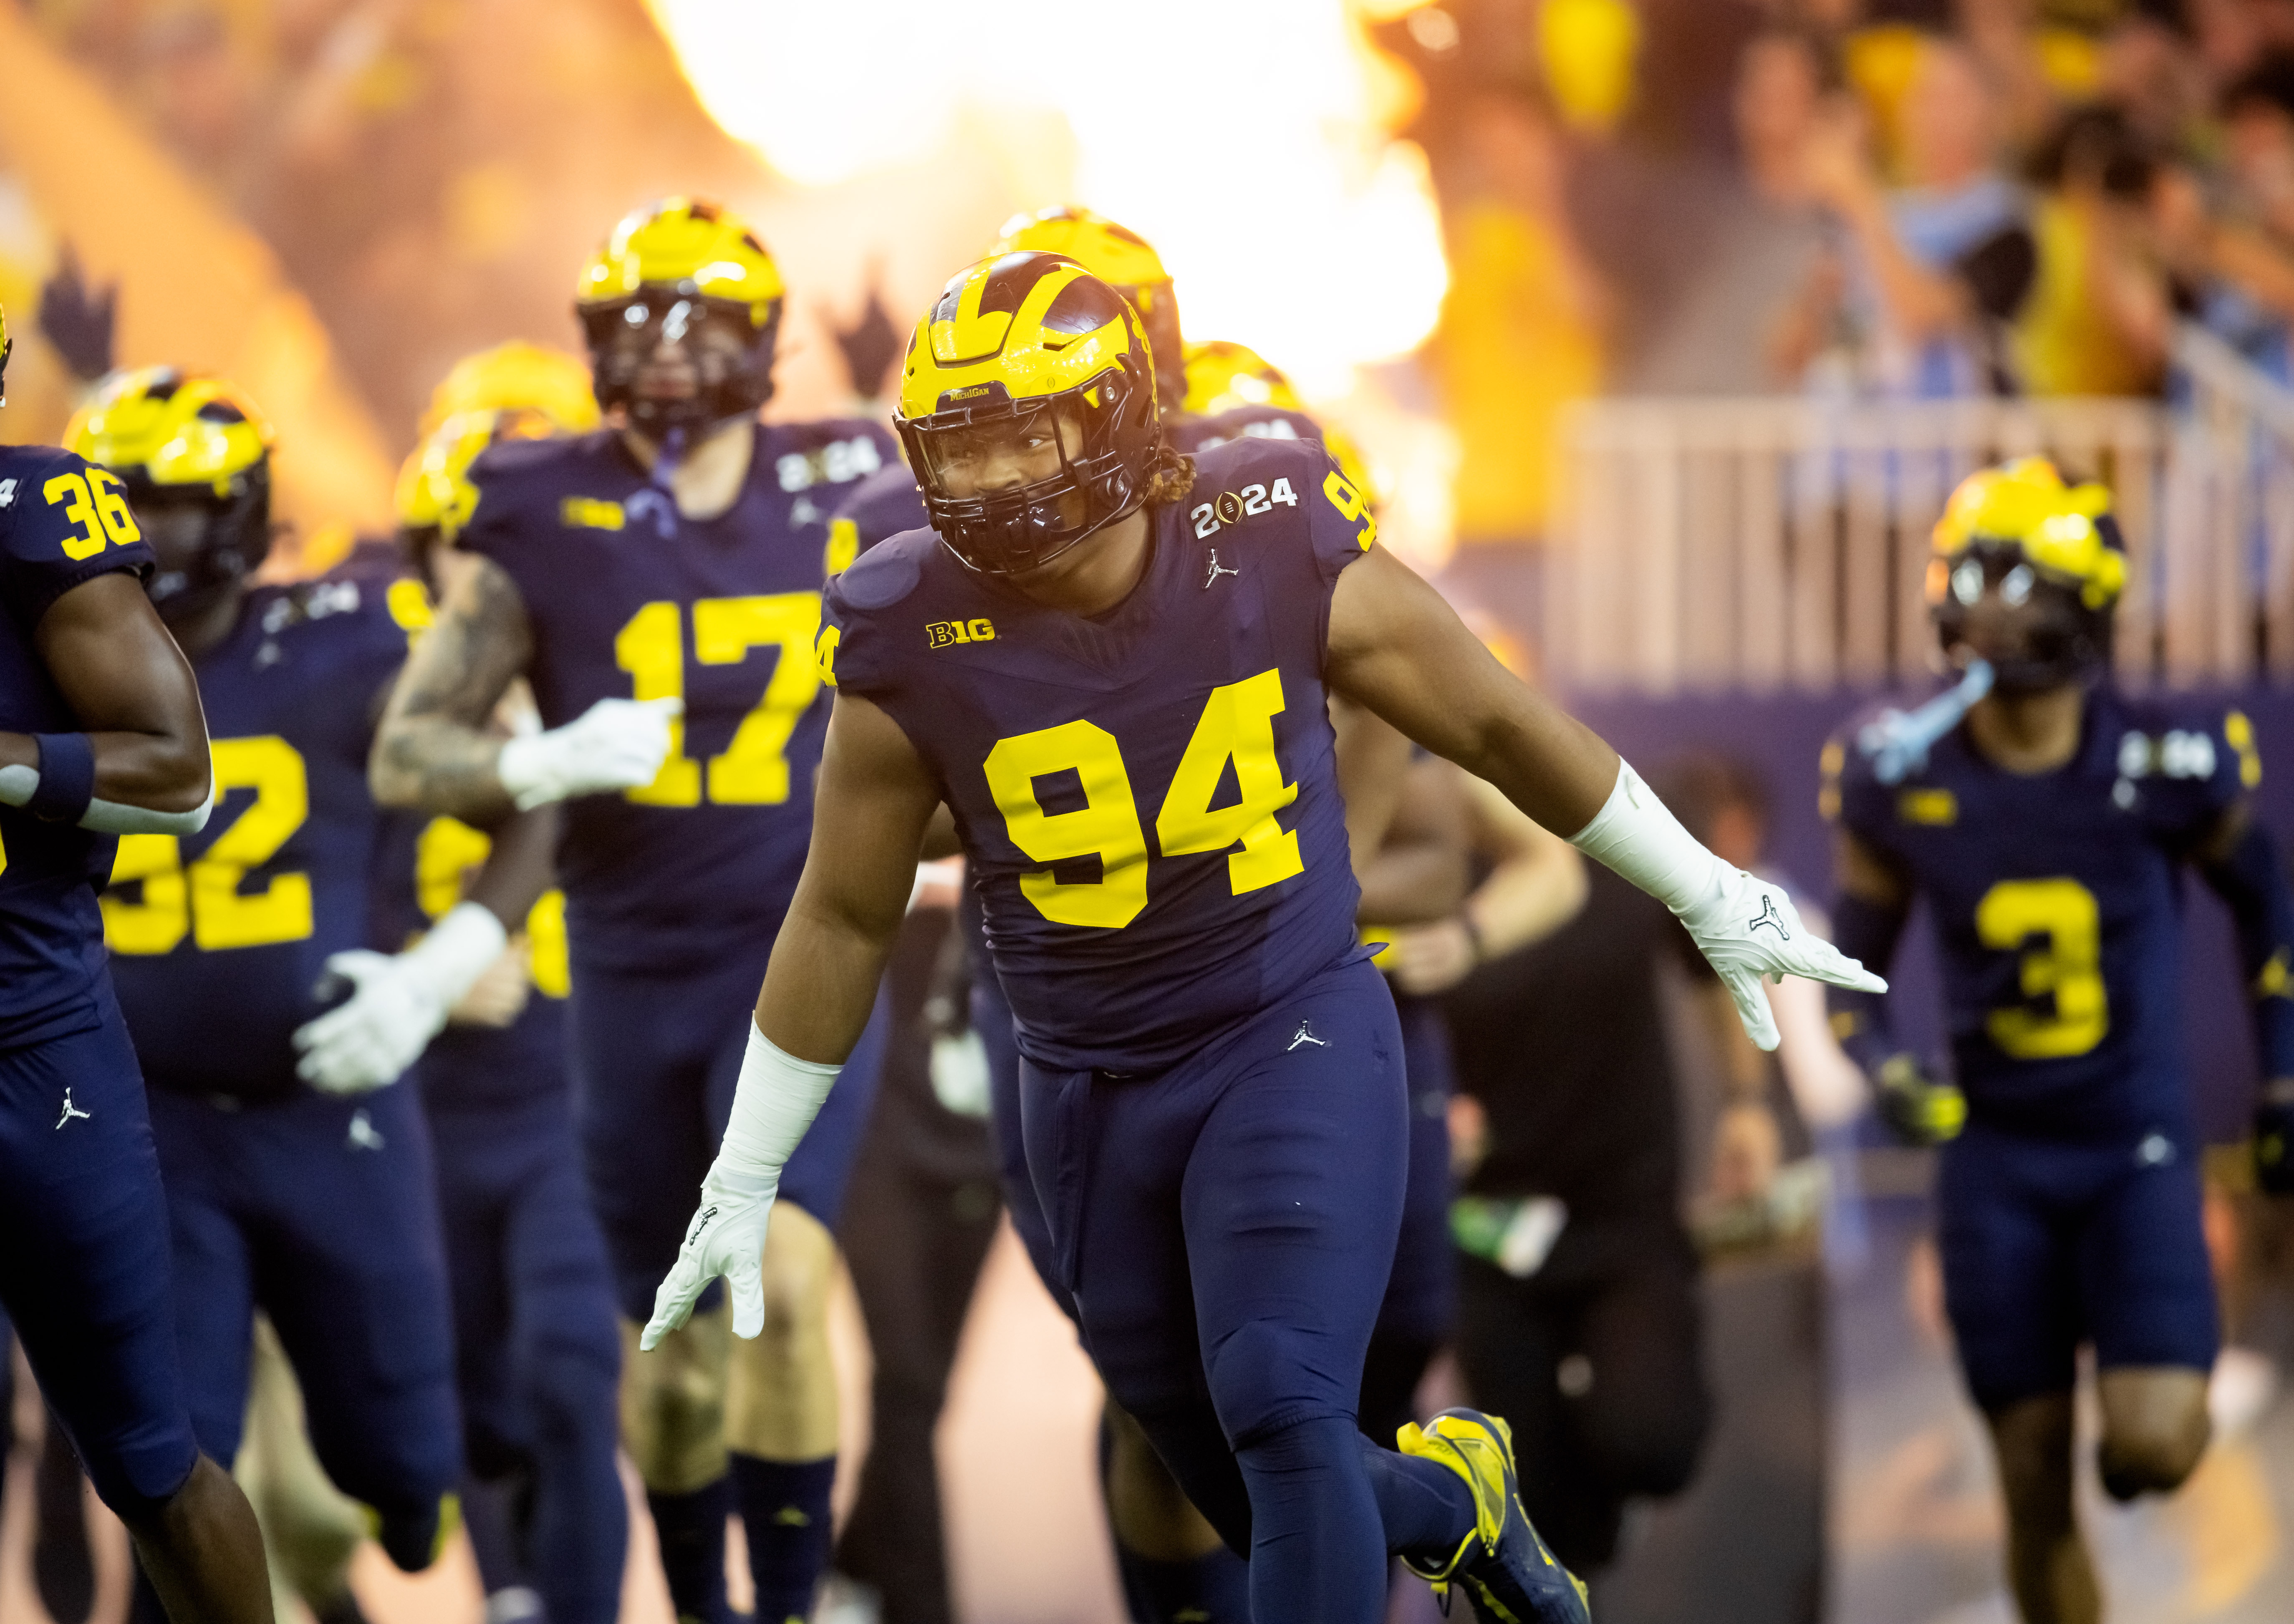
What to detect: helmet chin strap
<box><xmin>647</xmin><ymin>424</ymin><xmax>688</xmax><ymax>492</ymax></box>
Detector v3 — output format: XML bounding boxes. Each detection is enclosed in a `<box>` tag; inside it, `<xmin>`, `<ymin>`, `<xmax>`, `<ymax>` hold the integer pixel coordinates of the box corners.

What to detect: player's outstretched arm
<box><xmin>642</xmin><ymin>691</ymin><xmax>939</xmax><ymax>1349</ymax></box>
<box><xmin>0</xmin><ymin>572</ymin><xmax>211</xmax><ymax>833</ymax></box>
<box><xmin>371</xmin><ymin>552</ymin><xmax>679</xmax><ymax>821</ymax></box>
<box><xmin>1325</xmin><ymin>545</ymin><xmax>1885</xmax><ymax>1048</ymax></box>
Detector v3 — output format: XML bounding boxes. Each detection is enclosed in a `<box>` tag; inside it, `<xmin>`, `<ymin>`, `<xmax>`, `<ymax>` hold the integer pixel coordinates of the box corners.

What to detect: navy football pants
<box><xmin>980</xmin><ymin>957</ymin><xmax>1455</xmax><ymax>1440</ymax></box>
<box><xmin>1939</xmin><ymin>1115</ymin><xmax>2220</xmax><ymax>1410</ymax></box>
<box><xmin>568</xmin><ymin>945</ymin><xmax>887</xmax><ymax>1321</ymax></box>
<box><xmin>0</xmin><ymin>996</ymin><xmax>199</xmax><ymax>1514</ymax></box>
<box><xmin>426</xmin><ymin>1090</ymin><xmax>625</xmax><ymax>1624</ymax></box>
<box><xmin>148</xmin><ymin>1080</ymin><xmax>462</xmax><ymax>1566</ymax></box>
<box><xmin>1368</xmin><ymin>992</ymin><xmax>1456</xmax><ymax>1439</ymax></box>
<box><xmin>1021</xmin><ymin>956</ymin><xmax>1408</xmax><ymax>1584</ymax></box>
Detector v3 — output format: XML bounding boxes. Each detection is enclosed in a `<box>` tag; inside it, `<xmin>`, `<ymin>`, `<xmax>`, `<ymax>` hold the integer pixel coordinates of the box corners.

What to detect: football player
<box><xmin>381</xmin><ymin>371</ymin><xmax>629</xmax><ymax>1624</ymax></box>
<box><xmin>0</xmin><ymin>312</ymin><xmax>274</xmax><ymax>1624</ymax></box>
<box><xmin>368</xmin><ymin>198</ymin><xmax>896</xmax><ymax>1624</ymax></box>
<box><xmin>830</xmin><ymin>208</ymin><xmax>1429</xmax><ymax>1624</ymax></box>
<box><xmin>73</xmin><ymin>368</ymin><xmax>538</xmax><ymax>1616</ymax></box>
<box><xmin>646</xmin><ymin>253</ymin><xmax>1880</xmax><ymax>1624</ymax></box>
<box><xmin>1822</xmin><ymin>458</ymin><xmax>2294</xmax><ymax>1624</ymax></box>
<box><xmin>827</xmin><ymin>207</ymin><xmax>1372</xmax><ymax>572</ymax></box>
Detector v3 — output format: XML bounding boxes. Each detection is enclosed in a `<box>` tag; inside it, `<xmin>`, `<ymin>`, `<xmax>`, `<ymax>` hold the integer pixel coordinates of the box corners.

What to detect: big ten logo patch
<box><xmin>560</xmin><ymin>497</ymin><xmax>626</xmax><ymax>531</ymax></box>
<box><xmin>927</xmin><ymin>618</ymin><xmax>996</xmax><ymax>649</ymax></box>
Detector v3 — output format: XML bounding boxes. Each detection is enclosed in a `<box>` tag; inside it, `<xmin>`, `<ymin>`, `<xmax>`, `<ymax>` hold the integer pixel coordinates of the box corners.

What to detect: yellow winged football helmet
<box><xmin>68</xmin><ymin>367</ymin><xmax>277</xmax><ymax>619</ymax></box>
<box><xmin>992</xmin><ymin>207</ymin><xmax>1184</xmax><ymax>410</ymax></box>
<box><xmin>68</xmin><ymin>367</ymin><xmax>274</xmax><ymax>495</ymax></box>
<box><xmin>1928</xmin><ymin>456</ymin><xmax>2126</xmax><ymax>687</ymax></box>
<box><xmin>394</xmin><ymin>406</ymin><xmax>565</xmax><ymax>546</ymax></box>
<box><xmin>576</xmin><ymin>197</ymin><xmax>784</xmax><ymax>435</ymax></box>
<box><xmin>1182</xmin><ymin>337</ymin><xmax>1378</xmax><ymax>498</ymax></box>
<box><xmin>894</xmin><ymin>252</ymin><xmax>1161</xmax><ymax>575</ymax></box>
<box><xmin>418</xmin><ymin>342</ymin><xmax>599</xmax><ymax>440</ymax></box>
<box><xmin>1182</xmin><ymin>339</ymin><xmax>1305</xmax><ymax>416</ymax></box>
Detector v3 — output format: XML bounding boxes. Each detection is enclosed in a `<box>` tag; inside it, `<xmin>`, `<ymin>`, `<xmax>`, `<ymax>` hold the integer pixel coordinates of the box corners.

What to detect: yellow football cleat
<box><xmin>1398</xmin><ymin>1408</ymin><xmax>1590</xmax><ymax>1624</ymax></box>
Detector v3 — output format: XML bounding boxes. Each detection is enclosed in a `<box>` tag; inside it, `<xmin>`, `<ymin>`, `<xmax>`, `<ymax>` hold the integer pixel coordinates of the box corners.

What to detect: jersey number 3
<box><xmin>985</xmin><ymin>668</ymin><xmax>1303</xmax><ymax>930</ymax></box>
<box><xmin>1976</xmin><ymin>877</ymin><xmax>2109</xmax><ymax>1059</ymax></box>
<box><xmin>104</xmin><ymin>737</ymin><xmax>312</xmax><ymax>954</ymax></box>
<box><xmin>615</xmin><ymin>595</ymin><xmax>821</xmax><ymax>806</ymax></box>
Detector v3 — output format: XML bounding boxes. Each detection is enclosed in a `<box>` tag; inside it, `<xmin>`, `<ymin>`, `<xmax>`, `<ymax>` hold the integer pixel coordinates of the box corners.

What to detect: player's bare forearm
<box><xmin>1332</xmin><ymin>696</ymin><xmax>1414</xmax><ymax>883</ymax></box>
<box><xmin>370</xmin><ymin>553</ymin><xmax>532</xmax><ymax>818</ymax></box>
<box><xmin>464</xmin><ymin>803</ymin><xmax>558</xmax><ymax>930</ymax></box>
<box><xmin>19</xmin><ymin>572</ymin><xmax>210</xmax><ymax>812</ymax></box>
<box><xmin>1460</xmin><ymin>777</ymin><xmax>1589</xmax><ymax>958</ymax></box>
<box><xmin>1356</xmin><ymin>757</ymin><xmax>1471</xmax><ymax>925</ymax></box>
<box><xmin>755</xmin><ymin>693</ymin><xmax>940</xmax><ymax>1064</ymax></box>
<box><xmin>1325</xmin><ymin>546</ymin><xmax>1618</xmax><ymax>835</ymax></box>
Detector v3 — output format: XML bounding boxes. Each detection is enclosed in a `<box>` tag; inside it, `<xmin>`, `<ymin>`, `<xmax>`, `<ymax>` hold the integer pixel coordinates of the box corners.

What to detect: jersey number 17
<box><xmin>613</xmin><ymin>594</ymin><xmax>822</xmax><ymax>806</ymax></box>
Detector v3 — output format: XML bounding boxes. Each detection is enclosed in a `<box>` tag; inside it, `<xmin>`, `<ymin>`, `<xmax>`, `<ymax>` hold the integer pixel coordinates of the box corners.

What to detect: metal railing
<box><xmin>1546</xmin><ymin>323</ymin><xmax>2294</xmax><ymax>694</ymax></box>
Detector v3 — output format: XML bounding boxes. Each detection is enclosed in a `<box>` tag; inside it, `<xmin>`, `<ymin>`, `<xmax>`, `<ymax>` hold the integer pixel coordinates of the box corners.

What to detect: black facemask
<box><xmin>581</xmin><ymin>293</ymin><xmax>778</xmax><ymax>439</ymax></box>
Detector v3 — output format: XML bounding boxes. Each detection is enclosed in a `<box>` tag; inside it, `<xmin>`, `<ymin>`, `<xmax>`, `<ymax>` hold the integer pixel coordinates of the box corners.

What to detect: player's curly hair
<box><xmin>1141</xmin><ymin>443</ymin><xmax>1196</xmax><ymax>508</ymax></box>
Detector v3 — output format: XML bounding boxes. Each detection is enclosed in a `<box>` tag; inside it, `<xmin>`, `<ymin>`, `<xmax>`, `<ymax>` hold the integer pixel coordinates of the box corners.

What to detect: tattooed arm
<box><xmin>370</xmin><ymin>553</ymin><xmax>535</xmax><ymax>821</ymax></box>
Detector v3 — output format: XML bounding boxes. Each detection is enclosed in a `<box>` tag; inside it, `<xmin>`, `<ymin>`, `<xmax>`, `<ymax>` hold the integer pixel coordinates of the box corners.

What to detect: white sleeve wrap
<box><xmin>714</xmin><ymin>1024</ymin><xmax>841</xmax><ymax>1195</ymax></box>
<box><xmin>80</xmin><ymin>791</ymin><xmax>215</xmax><ymax>836</ymax></box>
<box><xmin>1565</xmin><ymin>759</ymin><xmax>1729</xmax><ymax>922</ymax></box>
<box><xmin>403</xmin><ymin>900</ymin><xmax>511</xmax><ymax>1007</ymax></box>
<box><xmin>0</xmin><ymin>763</ymin><xmax>213</xmax><ymax>835</ymax></box>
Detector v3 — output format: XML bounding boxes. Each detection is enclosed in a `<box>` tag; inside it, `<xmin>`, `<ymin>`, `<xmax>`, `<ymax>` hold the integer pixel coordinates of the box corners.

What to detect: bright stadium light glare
<box><xmin>641</xmin><ymin>0</ymin><xmax>1447</xmax><ymax>397</ymax></box>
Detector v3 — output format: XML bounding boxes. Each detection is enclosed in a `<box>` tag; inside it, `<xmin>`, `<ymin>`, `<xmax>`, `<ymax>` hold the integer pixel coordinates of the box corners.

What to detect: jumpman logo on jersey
<box><xmin>346</xmin><ymin>1109</ymin><xmax>386</xmax><ymax>1153</ymax></box>
<box><xmin>1288</xmin><ymin>1020</ymin><xmax>1329</xmax><ymax>1051</ymax></box>
<box><xmin>1747</xmin><ymin>895</ymin><xmax>1791</xmax><ymax>941</ymax></box>
<box><xmin>54</xmin><ymin>1089</ymin><xmax>90</xmax><ymax>1130</ymax></box>
<box><xmin>1204</xmin><ymin>551</ymin><xmax>1239</xmax><ymax>589</ymax></box>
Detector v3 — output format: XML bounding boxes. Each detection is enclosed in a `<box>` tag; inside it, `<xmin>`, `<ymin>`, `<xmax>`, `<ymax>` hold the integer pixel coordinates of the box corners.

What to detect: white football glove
<box><xmin>1570</xmin><ymin>760</ymin><xmax>1885</xmax><ymax>1050</ymax></box>
<box><xmin>293</xmin><ymin>902</ymin><xmax>508</xmax><ymax>1094</ymax></box>
<box><xmin>496</xmin><ymin>696</ymin><xmax>681</xmax><ymax>810</ymax></box>
<box><xmin>646</xmin><ymin>1166</ymin><xmax>779</xmax><ymax>1344</ymax></box>
<box><xmin>1675</xmin><ymin>871</ymin><xmax>1875</xmax><ymax>1051</ymax></box>
<box><xmin>642</xmin><ymin>1023</ymin><xmax>841</xmax><ymax>1349</ymax></box>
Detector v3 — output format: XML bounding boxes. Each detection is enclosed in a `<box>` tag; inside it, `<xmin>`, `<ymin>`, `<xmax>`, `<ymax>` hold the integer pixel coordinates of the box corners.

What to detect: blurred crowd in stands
<box><xmin>1380</xmin><ymin>0</ymin><xmax>2294</xmax><ymax>572</ymax></box>
<box><xmin>14</xmin><ymin>0</ymin><xmax>2294</xmax><ymax>579</ymax></box>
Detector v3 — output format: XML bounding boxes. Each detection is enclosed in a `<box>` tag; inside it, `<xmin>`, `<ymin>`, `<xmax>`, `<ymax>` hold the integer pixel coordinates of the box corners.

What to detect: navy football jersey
<box><xmin>462</xmin><ymin>418</ymin><xmax>896</xmax><ymax>969</ymax></box>
<box><xmin>825</xmin><ymin>403</ymin><xmax>1351</xmax><ymax>567</ymax></box>
<box><xmin>104</xmin><ymin>575</ymin><xmax>414</xmax><ymax>1099</ymax></box>
<box><xmin>1826</xmin><ymin>687</ymin><xmax>2255</xmax><ymax>1130</ymax></box>
<box><xmin>822</xmin><ymin>436</ymin><xmax>1379</xmax><ymax>1073</ymax></box>
<box><xmin>0</xmin><ymin>445</ymin><xmax>156</xmax><ymax>1046</ymax></box>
